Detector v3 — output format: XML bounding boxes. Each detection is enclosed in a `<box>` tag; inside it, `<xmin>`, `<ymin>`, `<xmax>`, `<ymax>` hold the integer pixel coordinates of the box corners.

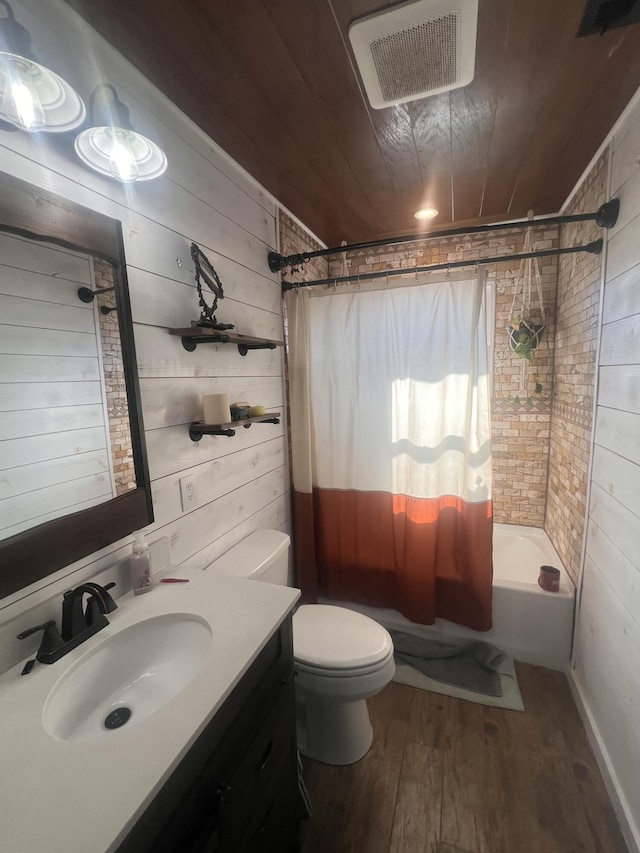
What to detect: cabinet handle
<box><xmin>255</xmin><ymin>740</ymin><xmax>273</xmax><ymax>772</ymax></box>
<box><xmin>259</xmin><ymin>802</ymin><xmax>275</xmax><ymax>835</ymax></box>
<box><xmin>216</xmin><ymin>782</ymin><xmax>231</xmax><ymax>802</ymax></box>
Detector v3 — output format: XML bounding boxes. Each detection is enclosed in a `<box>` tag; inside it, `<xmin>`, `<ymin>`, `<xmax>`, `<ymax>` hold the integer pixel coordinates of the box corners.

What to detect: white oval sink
<box><xmin>43</xmin><ymin>613</ymin><xmax>212</xmax><ymax>741</ymax></box>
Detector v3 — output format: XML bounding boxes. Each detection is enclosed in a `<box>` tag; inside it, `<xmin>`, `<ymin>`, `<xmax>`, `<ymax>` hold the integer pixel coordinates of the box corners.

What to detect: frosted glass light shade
<box><xmin>75</xmin><ymin>125</ymin><xmax>168</xmax><ymax>182</ymax></box>
<box><xmin>414</xmin><ymin>207</ymin><xmax>439</xmax><ymax>220</ymax></box>
<box><xmin>0</xmin><ymin>51</ymin><xmax>85</xmax><ymax>132</ymax></box>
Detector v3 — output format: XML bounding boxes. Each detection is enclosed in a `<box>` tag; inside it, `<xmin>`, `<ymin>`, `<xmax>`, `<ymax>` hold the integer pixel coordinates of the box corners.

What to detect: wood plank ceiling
<box><xmin>65</xmin><ymin>0</ymin><xmax>640</xmax><ymax>246</ymax></box>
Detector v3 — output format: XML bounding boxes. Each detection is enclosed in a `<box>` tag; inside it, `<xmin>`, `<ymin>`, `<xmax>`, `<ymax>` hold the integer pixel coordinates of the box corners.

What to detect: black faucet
<box><xmin>17</xmin><ymin>582</ymin><xmax>117</xmax><ymax>665</ymax></box>
<box><xmin>61</xmin><ymin>582</ymin><xmax>117</xmax><ymax>640</ymax></box>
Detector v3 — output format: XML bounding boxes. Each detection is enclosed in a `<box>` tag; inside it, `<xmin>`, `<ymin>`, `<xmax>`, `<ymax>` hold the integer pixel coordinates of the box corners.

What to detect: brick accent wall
<box><xmin>545</xmin><ymin>153</ymin><xmax>608</xmax><ymax>584</ymax></box>
<box><xmin>325</xmin><ymin>229</ymin><xmax>559</xmax><ymax>526</ymax></box>
<box><xmin>94</xmin><ymin>259</ymin><xmax>136</xmax><ymax>497</ymax></box>
<box><xmin>278</xmin><ymin>211</ymin><xmax>329</xmax><ymax>286</ymax></box>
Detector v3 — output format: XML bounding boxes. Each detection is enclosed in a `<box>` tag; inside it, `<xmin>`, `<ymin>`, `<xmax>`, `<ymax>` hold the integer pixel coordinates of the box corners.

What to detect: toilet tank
<box><xmin>207</xmin><ymin>529</ymin><xmax>290</xmax><ymax>585</ymax></box>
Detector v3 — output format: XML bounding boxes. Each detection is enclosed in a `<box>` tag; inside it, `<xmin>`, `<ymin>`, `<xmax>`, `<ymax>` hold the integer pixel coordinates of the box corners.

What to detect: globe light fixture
<box><xmin>0</xmin><ymin>0</ymin><xmax>85</xmax><ymax>132</ymax></box>
<box><xmin>75</xmin><ymin>84</ymin><xmax>167</xmax><ymax>182</ymax></box>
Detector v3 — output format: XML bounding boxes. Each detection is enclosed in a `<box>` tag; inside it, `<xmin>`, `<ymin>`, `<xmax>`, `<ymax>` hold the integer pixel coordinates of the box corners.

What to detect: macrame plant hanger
<box><xmin>507</xmin><ymin>212</ymin><xmax>547</xmax><ymax>397</ymax></box>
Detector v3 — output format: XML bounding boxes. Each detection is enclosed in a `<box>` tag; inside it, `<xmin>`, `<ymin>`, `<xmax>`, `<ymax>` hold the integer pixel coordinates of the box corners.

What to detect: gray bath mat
<box><xmin>390</xmin><ymin>631</ymin><xmax>524</xmax><ymax>712</ymax></box>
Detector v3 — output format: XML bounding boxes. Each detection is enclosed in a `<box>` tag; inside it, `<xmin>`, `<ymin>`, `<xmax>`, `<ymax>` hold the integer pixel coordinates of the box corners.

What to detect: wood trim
<box><xmin>0</xmin><ymin>171</ymin><xmax>121</xmax><ymax>263</ymax></box>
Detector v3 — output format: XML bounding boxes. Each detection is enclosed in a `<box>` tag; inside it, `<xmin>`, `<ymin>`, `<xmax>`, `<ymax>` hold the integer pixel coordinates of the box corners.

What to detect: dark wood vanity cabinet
<box><xmin>117</xmin><ymin>615</ymin><xmax>303</xmax><ymax>853</ymax></box>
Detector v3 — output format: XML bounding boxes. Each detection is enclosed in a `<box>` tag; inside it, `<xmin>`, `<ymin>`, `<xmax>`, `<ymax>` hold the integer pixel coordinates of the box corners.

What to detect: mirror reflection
<box><xmin>0</xmin><ymin>230</ymin><xmax>137</xmax><ymax>542</ymax></box>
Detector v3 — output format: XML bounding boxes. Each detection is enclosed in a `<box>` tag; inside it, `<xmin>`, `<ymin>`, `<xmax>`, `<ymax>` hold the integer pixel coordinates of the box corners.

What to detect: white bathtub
<box><xmin>324</xmin><ymin>523</ymin><xmax>576</xmax><ymax>671</ymax></box>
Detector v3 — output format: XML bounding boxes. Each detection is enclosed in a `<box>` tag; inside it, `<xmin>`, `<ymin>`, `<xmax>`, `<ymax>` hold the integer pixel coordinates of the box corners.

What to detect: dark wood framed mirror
<box><xmin>0</xmin><ymin>171</ymin><xmax>153</xmax><ymax>599</ymax></box>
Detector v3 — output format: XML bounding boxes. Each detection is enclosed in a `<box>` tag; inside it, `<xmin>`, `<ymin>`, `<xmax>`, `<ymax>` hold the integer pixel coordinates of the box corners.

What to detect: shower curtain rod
<box><xmin>269</xmin><ymin>199</ymin><xmax>619</xmax><ymax>274</ymax></box>
<box><xmin>281</xmin><ymin>239</ymin><xmax>604</xmax><ymax>291</ymax></box>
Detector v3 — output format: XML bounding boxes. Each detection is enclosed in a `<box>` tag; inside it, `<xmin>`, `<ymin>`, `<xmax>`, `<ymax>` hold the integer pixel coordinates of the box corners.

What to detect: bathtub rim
<box><xmin>492</xmin><ymin>522</ymin><xmax>575</xmax><ymax>598</ymax></box>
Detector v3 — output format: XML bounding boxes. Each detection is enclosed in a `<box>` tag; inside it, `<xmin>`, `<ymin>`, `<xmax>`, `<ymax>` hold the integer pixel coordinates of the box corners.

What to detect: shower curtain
<box><xmin>286</xmin><ymin>271</ymin><xmax>493</xmax><ymax>631</ymax></box>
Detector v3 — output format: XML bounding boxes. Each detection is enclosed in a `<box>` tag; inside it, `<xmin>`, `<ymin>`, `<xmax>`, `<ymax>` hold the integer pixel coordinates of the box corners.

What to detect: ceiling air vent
<box><xmin>577</xmin><ymin>0</ymin><xmax>640</xmax><ymax>36</ymax></box>
<box><xmin>349</xmin><ymin>0</ymin><xmax>478</xmax><ymax>110</ymax></box>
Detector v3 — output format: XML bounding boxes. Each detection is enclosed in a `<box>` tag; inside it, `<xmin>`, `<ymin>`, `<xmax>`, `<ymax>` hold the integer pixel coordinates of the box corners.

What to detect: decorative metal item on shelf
<box><xmin>190</xmin><ymin>241</ymin><xmax>235</xmax><ymax>332</ymax></box>
<box><xmin>169</xmin><ymin>244</ymin><xmax>284</xmax><ymax>354</ymax></box>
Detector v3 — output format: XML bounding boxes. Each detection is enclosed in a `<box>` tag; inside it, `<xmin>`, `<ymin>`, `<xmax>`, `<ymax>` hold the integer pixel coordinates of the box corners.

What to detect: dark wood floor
<box><xmin>301</xmin><ymin>664</ymin><xmax>627</xmax><ymax>853</ymax></box>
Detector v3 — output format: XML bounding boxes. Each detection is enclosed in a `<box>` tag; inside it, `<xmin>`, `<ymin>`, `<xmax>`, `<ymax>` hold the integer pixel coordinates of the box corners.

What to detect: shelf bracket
<box><xmin>189</xmin><ymin>416</ymin><xmax>280</xmax><ymax>442</ymax></box>
<box><xmin>189</xmin><ymin>423</ymin><xmax>235</xmax><ymax>441</ymax></box>
<box><xmin>181</xmin><ymin>333</ymin><xmax>232</xmax><ymax>352</ymax></box>
<box><xmin>237</xmin><ymin>342</ymin><xmax>277</xmax><ymax>356</ymax></box>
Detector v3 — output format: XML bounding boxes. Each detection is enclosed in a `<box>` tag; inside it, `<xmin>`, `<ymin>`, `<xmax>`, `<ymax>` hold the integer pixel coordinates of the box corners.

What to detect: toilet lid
<box><xmin>293</xmin><ymin>605</ymin><xmax>393</xmax><ymax>669</ymax></box>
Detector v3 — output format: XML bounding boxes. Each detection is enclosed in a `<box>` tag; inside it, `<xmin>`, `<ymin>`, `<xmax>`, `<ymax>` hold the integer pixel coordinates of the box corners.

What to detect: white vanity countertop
<box><xmin>0</xmin><ymin>568</ymin><xmax>299</xmax><ymax>853</ymax></box>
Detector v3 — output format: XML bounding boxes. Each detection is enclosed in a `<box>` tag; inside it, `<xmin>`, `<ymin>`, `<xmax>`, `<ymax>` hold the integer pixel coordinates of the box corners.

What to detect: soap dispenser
<box><xmin>130</xmin><ymin>531</ymin><xmax>153</xmax><ymax>595</ymax></box>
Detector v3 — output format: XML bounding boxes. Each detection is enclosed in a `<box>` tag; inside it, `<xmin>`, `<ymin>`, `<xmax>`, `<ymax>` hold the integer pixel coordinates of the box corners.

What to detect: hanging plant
<box><xmin>506</xmin><ymin>316</ymin><xmax>545</xmax><ymax>361</ymax></box>
<box><xmin>506</xmin><ymin>213</ymin><xmax>547</xmax><ymax>400</ymax></box>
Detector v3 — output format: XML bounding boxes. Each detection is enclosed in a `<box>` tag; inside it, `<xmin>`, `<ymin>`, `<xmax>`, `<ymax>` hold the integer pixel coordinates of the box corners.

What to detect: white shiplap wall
<box><xmin>0</xmin><ymin>236</ymin><xmax>116</xmax><ymax>538</ymax></box>
<box><xmin>0</xmin><ymin>1</ymin><xmax>289</xmax><ymax>645</ymax></box>
<box><xmin>572</xmin><ymin>100</ymin><xmax>640</xmax><ymax>851</ymax></box>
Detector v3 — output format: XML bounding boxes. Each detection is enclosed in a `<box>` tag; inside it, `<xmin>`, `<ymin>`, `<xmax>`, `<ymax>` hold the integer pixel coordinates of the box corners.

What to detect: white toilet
<box><xmin>207</xmin><ymin>529</ymin><xmax>395</xmax><ymax>765</ymax></box>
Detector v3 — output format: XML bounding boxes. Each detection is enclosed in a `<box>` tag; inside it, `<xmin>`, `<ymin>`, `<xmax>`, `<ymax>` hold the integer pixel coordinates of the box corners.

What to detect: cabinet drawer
<box><xmin>244</xmin><ymin>772</ymin><xmax>301</xmax><ymax>853</ymax></box>
<box><xmin>219</xmin><ymin>676</ymin><xmax>296</xmax><ymax>845</ymax></box>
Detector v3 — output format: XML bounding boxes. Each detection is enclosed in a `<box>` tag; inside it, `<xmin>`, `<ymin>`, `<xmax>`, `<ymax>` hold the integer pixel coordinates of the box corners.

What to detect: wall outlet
<box><xmin>179</xmin><ymin>476</ymin><xmax>197</xmax><ymax>512</ymax></box>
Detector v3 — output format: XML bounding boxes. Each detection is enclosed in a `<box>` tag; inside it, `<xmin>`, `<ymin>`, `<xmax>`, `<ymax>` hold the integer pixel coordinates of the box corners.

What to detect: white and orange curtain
<box><xmin>286</xmin><ymin>270</ymin><xmax>493</xmax><ymax>631</ymax></box>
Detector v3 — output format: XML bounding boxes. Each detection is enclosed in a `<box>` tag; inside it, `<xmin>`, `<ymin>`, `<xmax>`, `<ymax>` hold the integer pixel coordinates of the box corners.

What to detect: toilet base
<box><xmin>296</xmin><ymin>693</ymin><xmax>374</xmax><ymax>765</ymax></box>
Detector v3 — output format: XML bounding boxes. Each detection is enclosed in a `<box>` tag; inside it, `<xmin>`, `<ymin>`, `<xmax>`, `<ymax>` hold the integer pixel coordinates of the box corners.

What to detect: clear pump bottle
<box><xmin>130</xmin><ymin>531</ymin><xmax>153</xmax><ymax>595</ymax></box>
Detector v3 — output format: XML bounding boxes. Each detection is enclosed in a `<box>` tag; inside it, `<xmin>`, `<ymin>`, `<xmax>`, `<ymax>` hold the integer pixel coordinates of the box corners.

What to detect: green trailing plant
<box><xmin>506</xmin><ymin>316</ymin><xmax>545</xmax><ymax>361</ymax></box>
<box><xmin>506</xmin><ymin>316</ymin><xmax>545</xmax><ymax>403</ymax></box>
<box><xmin>508</xmin><ymin>370</ymin><xmax>543</xmax><ymax>406</ymax></box>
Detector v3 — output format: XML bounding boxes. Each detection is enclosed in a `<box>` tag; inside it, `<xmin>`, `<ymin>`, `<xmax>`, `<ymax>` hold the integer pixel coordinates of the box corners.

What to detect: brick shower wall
<box><xmin>545</xmin><ymin>153</ymin><xmax>608</xmax><ymax>585</ymax></box>
<box><xmin>278</xmin><ymin>211</ymin><xmax>329</xmax><ymax>285</ymax></box>
<box><xmin>325</xmin><ymin>229</ymin><xmax>559</xmax><ymax>526</ymax></box>
<box><xmin>94</xmin><ymin>259</ymin><xmax>136</xmax><ymax>496</ymax></box>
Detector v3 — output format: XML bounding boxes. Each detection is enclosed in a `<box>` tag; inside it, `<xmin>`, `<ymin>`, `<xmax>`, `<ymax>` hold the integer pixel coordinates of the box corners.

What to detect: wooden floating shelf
<box><xmin>189</xmin><ymin>413</ymin><xmax>281</xmax><ymax>441</ymax></box>
<box><xmin>169</xmin><ymin>327</ymin><xmax>284</xmax><ymax>355</ymax></box>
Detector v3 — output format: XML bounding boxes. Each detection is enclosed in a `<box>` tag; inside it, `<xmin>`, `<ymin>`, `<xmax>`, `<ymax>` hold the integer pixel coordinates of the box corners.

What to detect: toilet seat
<box><xmin>293</xmin><ymin>604</ymin><xmax>393</xmax><ymax>670</ymax></box>
<box><xmin>295</xmin><ymin>647</ymin><xmax>395</xmax><ymax>679</ymax></box>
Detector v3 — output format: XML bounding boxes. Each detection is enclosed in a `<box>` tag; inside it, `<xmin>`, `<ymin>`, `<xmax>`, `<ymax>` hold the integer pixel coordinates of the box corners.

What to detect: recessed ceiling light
<box><xmin>414</xmin><ymin>208</ymin><xmax>438</xmax><ymax>220</ymax></box>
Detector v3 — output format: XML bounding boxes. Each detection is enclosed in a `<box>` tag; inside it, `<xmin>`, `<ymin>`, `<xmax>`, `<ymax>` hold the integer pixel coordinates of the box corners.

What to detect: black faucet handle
<box><xmin>17</xmin><ymin>620</ymin><xmax>56</xmax><ymax>639</ymax></box>
<box><xmin>17</xmin><ymin>620</ymin><xmax>65</xmax><ymax>659</ymax></box>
